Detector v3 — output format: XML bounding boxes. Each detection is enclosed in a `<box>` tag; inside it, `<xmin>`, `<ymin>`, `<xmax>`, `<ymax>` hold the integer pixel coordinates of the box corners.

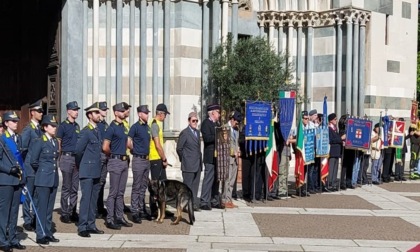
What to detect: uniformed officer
<box><xmin>75</xmin><ymin>102</ymin><xmax>105</xmax><ymax>238</ymax></box>
<box><xmin>21</xmin><ymin>99</ymin><xmax>44</xmax><ymax>231</ymax></box>
<box><xmin>102</xmin><ymin>102</ymin><xmax>133</xmax><ymax>229</ymax></box>
<box><xmin>57</xmin><ymin>101</ymin><xmax>81</xmax><ymax>223</ymax></box>
<box><xmin>128</xmin><ymin>105</ymin><xmax>152</xmax><ymax>223</ymax></box>
<box><xmin>0</xmin><ymin>111</ymin><xmax>26</xmax><ymax>251</ymax></box>
<box><xmin>30</xmin><ymin>114</ymin><xmax>60</xmax><ymax>245</ymax></box>
<box><xmin>200</xmin><ymin>104</ymin><xmax>221</xmax><ymax>210</ymax></box>
<box><xmin>121</xmin><ymin>102</ymin><xmax>132</xmax><ymax>213</ymax></box>
<box><xmin>96</xmin><ymin>101</ymin><xmax>109</xmax><ymax>218</ymax></box>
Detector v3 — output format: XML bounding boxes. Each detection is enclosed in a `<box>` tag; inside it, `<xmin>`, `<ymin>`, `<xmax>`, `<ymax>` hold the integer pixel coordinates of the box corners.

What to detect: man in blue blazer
<box><xmin>176</xmin><ymin>112</ymin><xmax>202</xmax><ymax>211</ymax></box>
<box><xmin>75</xmin><ymin>102</ymin><xmax>104</xmax><ymax>238</ymax></box>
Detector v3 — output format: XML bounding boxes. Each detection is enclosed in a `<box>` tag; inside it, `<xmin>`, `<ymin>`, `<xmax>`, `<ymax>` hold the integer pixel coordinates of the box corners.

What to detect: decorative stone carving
<box><xmin>257</xmin><ymin>7</ymin><xmax>371</xmax><ymax>28</ymax></box>
<box><xmin>238</xmin><ymin>0</ymin><xmax>251</xmax><ymax>11</ymax></box>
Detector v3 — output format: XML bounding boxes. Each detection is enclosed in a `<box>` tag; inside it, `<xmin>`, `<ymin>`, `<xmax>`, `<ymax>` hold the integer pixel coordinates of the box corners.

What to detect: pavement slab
<box><xmin>246</xmin><ymin>194</ymin><xmax>381</xmax><ymax>210</ymax></box>
<box><xmin>252</xmin><ymin>214</ymin><xmax>420</xmax><ymax>241</ymax></box>
<box><xmin>379</xmin><ymin>183</ymin><xmax>420</xmax><ymax>192</ymax></box>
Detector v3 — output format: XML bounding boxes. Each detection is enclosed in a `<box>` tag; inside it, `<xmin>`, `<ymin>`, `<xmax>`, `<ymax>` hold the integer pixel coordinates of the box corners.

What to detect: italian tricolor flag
<box><xmin>279</xmin><ymin>90</ymin><xmax>296</xmax><ymax>99</ymax></box>
<box><xmin>266</xmin><ymin>117</ymin><xmax>278</xmax><ymax>192</ymax></box>
<box><xmin>295</xmin><ymin>116</ymin><xmax>305</xmax><ymax>188</ymax></box>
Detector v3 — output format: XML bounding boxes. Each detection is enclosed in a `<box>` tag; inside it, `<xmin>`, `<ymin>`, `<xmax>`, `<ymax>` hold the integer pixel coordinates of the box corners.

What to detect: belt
<box><xmin>62</xmin><ymin>152</ymin><xmax>75</xmax><ymax>156</ymax></box>
<box><xmin>133</xmin><ymin>154</ymin><xmax>149</xmax><ymax>159</ymax></box>
<box><xmin>110</xmin><ymin>154</ymin><xmax>129</xmax><ymax>161</ymax></box>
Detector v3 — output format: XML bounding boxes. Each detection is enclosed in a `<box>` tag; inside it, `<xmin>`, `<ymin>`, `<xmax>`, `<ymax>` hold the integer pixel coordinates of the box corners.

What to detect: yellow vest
<box><xmin>149</xmin><ymin>119</ymin><xmax>163</xmax><ymax>161</ymax></box>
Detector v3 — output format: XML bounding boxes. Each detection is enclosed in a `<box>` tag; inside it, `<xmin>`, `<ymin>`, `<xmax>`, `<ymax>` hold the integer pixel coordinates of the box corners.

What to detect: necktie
<box><xmin>50</xmin><ymin>138</ymin><xmax>55</xmax><ymax>146</ymax></box>
<box><xmin>37</xmin><ymin>125</ymin><xmax>42</xmax><ymax>136</ymax></box>
<box><xmin>194</xmin><ymin>130</ymin><xmax>198</xmax><ymax>138</ymax></box>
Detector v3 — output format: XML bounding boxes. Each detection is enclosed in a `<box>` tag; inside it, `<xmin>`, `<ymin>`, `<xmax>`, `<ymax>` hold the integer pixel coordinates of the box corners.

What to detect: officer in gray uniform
<box><xmin>103</xmin><ymin>102</ymin><xmax>133</xmax><ymax>229</ymax></box>
<box><xmin>57</xmin><ymin>101</ymin><xmax>80</xmax><ymax>223</ymax></box>
<box><xmin>96</xmin><ymin>101</ymin><xmax>109</xmax><ymax>218</ymax></box>
<box><xmin>30</xmin><ymin>114</ymin><xmax>60</xmax><ymax>245</ymax></box>
<box><xmin>75</xmin><ymin>102</ymin><xmax>105</xmax><ymax>238</ymax></box>
<box><xmin>21</xmin><ymin>99</ymin><xmax>43</xmax><ymax>231</ymax></box>
<box><xmin>128</xmin><ymin>105</ymin><xmax>152</xmax><ymax>223</ymax></box>
<box><xmin>0</xmin><ymin>111</ymin><xmax>26</xmax><ymax>251</ymax></box>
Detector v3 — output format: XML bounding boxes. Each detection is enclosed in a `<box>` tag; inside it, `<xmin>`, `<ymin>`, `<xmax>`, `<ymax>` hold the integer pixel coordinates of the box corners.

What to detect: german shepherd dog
<box><xmin>148</xmin><ymin>179</ymin><xmax>195</xmax><ymax>225</ymax></box>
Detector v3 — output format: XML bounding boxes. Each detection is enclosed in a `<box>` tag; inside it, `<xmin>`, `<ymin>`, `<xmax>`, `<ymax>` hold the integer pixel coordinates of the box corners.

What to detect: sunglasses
<box><xmin>191</xmin><ymin>119</ymin><xmax>199</xmax><ymax>123</ymax></box>
<box><xmin>303</xmin><ymin>117</ymin><xmax>309</xmax><ymax>120</ymax></box>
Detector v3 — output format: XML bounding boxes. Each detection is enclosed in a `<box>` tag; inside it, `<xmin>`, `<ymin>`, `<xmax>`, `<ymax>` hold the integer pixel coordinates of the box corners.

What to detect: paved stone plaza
<box><xmin>16</xmin><ymin>177</ymin><xmax>420</xmax><ymax>251</ymax></box>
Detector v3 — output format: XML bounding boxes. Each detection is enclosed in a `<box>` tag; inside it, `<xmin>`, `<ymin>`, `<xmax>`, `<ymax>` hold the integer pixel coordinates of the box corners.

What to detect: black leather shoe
<box><xmin>0</xmin><ymin>246</ymin><xmax>12</xmax><ymax>252</ymax></box>
<box><xmin>401</xmin><ymin>177</ymin><xmax>407</xmax><ymax>181</ymax></box>
<box><xmin>78</xmin><ymin>230</ymin><xmax>91</xmax><ymax>238</ymax></box>
<box><xmin>200</xmin><ymin>205</ymin><xmax>212</xmax><ymax>211</ymax></box>
<box><xmin>47</xmin><ymin>236</ymin><xmax>60</xmax><ymax>242</ymax></box>
<box><xmin>116</xmin><ymin>218</ymin><xmax>133</xmax><ymax>227</ymax></box>
<box><xmin>87</xmin><ymin>228</ymin><xmax>104</xmax><ymax>234</ymax></box>
<box><xmin>36</xmin><ymin>237</ymin><xmax>50</xmax><ymax>245</ymax></box>
<box><xmin>193</xmin><ymin>205</ymin><xmax>201</xmax><ymax>212</ymax></box>
<box><xmin>322</xmin><ymin>187</ymin><xmax>331</xmax><ymax>192</ymax></box>
<box><xmin>60</xmin><ymin>215</ymin><xmax>72</xmax><ymax>224</ymax></box>
<box><xmin>106</xmin><ymin>221</ymin><xmax>121</xmax><ymax>230</ymax></box>
<box><xmin>140</xmin><ymin>213</ymin><xmax>153</xmax><ymax>221</ymax></box>
<box><xmin>11</xmin><ymin>243</ymin><xmax>26</xmax><ymax>250</ymax></box>
<box><xmin>123</xmin><ymin>205</ymin><xmax>131</xmax><ymax>213</ymax></box>
<box><xmin>23</xmin><ymin>223</ymin><xmax>34</xmax><ymax>231</ymax></box>
<box><xmin>372</xmin><ymin>181</ymin><xmax>380</xmax><ymax>185</ymax></box>
<box><xmin>132</xmin><ymin>214</ymin><xmax>142</xmax><ymax>224</ymax></box>
<box><xmin>267</xmin><ymin>196</ymin><xmax>274</xmax><ymax>201</ymax></box>
<box><xmin>70</xmin><ymin>213</ymin><xmax>79</xmax><ymax>223</ymax></box>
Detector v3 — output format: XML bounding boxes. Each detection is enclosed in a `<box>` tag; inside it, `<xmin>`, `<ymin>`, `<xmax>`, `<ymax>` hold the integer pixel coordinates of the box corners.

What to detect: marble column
<box><xmin>296</xmin><ymin>22</ymin><xmax>303</xmax><ymax>108</ymax></box>
<box><xmin>202</xmin><ymin>0</ymin><xmax>210</xmax><ymax>110</ymax></box>
<box><xmin>287</xmin><ymin>20</ymin><xmax>293</xmax><ymax>68</ymax></box>
<box><xmin>212</xmin><ymin>0</ymin><xmax>220</xmax><ymax>49</ymax></box>
<box><xmin>221</xmin><ymin>0</ymin><xmax>228</xmax><ymax>44</ymax></box>
<box><xmin>129</xmin><ymin>0</ymin><xmax>135</xmax><ymax>120</ymax></box>
<box><xmin>82</xmin><ymin>0</ymin><xmax>88</xmax><ymax>111</ymax></box>
<box><xmin>164</xmin><ymin>0</ymin><xmax>171</xmax><ymax>129</ymax></box>
<box><xmin>231</xmin><ymin>0</ymin><xmax>238</xmax><ymax>44</ymax></box>
<box><xmin>140</xmin><ymin>0</ymin><xmax>147</xmax><ymax>104</ymax></box>
<box><xmin>277</xmin><ymin>23</ymin><xmax>283</xmax><ymax>54</ymax></box>
<box><xmin>306</xmin><ymin>23</ymin><xmax>314</xmax><ymax>110</ymax></box>
<box><xmin>336</xmin><ymin>19</ymin><xmax>343</xmax><ymax>116</ymax></box>
<box><xmin>352</xmin><ymin>17</ymin><xmax>359</xmax><ymax>115</ymax></box>
<box><xmin>93</xmin><ymin>0</ymin><xmax>99</xmax><ymax>102</ymax></box>
<box><xmin>153</xmin><ymin>0</ymin><xmax>159</xmax><ymax>113</ymax></box>
<box><xmin>345</xmin><ymin>15</ymin><xmax>352</xmax><ymax>114</ymax></box>
<box><xmin>116</xmin><ymin>0</ymin><xmax>123</xmax><ymax>103</ymax></box>
<box><xmin>106</xmin><ymin>0</ymin><xmax>112</xmax><ymax>105</ymax></box>
<box><xmin>358</xmin><ymin>19</ymin><xmax>367</xmax><ymax>117</ymax></box>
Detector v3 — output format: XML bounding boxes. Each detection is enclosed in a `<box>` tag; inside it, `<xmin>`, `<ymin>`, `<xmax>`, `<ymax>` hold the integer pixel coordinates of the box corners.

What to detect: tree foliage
<box><xmin>206</xmin><ymin>36</ymin><xmax>295</xmax><ymax>114</ymax></box>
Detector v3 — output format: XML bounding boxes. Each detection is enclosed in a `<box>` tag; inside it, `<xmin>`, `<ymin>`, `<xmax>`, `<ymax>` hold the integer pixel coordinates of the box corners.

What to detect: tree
<box><xmin>205</xmin><ymin>36</ymin><xmax>295</xmax><ymax>114</ymax></box>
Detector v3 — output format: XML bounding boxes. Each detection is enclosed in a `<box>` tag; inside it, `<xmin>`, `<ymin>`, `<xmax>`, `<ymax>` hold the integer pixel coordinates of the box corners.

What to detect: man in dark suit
<box><xmin>75</xmin><ymin>102</ymin><xmax>105</xmax><ymax>237</ymax></box>
<box><xmin>200</xmin><ymin>104</ymin><xmax>221</xmax><ymax>210</ymax></box>
<box><xmin>176</xmin><ymin>112</ymin><xmax>202</xmax><ymax>211</ymax></box>
<box><xmin>0</xmin><ymin>111</ymin><xmax>25</xmax><ymax>251</ymax></box>
<box><xmin>21</xmin><ymin>99</ymin><xmax>44</xmax><ymax>231</ymax></box>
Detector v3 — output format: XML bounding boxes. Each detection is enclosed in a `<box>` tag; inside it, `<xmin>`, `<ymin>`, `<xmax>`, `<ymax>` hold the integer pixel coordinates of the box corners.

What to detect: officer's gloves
<box><xmin>10</xmin><ymin>165</ymin><xmax>22</xmax><ymax>178</ymax></box>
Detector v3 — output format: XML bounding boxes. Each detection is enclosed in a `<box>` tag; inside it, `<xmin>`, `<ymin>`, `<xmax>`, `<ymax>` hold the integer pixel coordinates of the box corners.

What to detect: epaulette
<box><xmin>42</xmin><ymin>135</ymin><xmax>48</xmax><ymax>142</ymax></box>
<box><xmin>30</xmin><ymin>121</ymin><xmax>36</xmax><ymax>129</ymax></box>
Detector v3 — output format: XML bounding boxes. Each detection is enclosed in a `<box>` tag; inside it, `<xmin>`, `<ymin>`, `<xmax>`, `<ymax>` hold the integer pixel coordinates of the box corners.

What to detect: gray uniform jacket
<box><xmin>30</xmin><ymin>134</ymin><xmax>59</xmax><ymax>188</ymax></box>
<box><xmin>176</xmin><ymin>126</ymin><xmax>202</xmax><ymax>173</ymax></box>
<box><xmin>21</xmin><ymin>121</ymin><xmax>42</xmax><ymax>177</ymax></box>
<box><xmin>75</xmin><ymin>123</ymin><xmax>102</xmax><ymax>179</ymax></box>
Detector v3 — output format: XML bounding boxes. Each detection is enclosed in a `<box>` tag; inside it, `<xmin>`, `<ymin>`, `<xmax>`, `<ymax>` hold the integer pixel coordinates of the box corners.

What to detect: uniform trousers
<box><xmin>78</xmin><ymin>178</ymin><xmax>101</xmax><ymax>232</ymax></box>
<box><xmin>328</xmin><ymin>157</ymin><xmax>339</xmax><ymax>188</ymax></box>
<box><xmin>59</xmin><ymin>155</ymin><xmax>79</xmax><ymax>217</ymax></box>
<box><xmin>106</xmin><ymin>159</ymin><xmax>128</xmax><ymax>223</ymax></box>
<box><xmin>34</xmin><ymin>186</ymin><xmax>57</xmax><ymax>240</ymax></box>
<box><xmin>395</xmin><ymin>156</ymin><xmax>405</xmax><ymax>180</ymax></box>
<box><xmin>182</xmin><ymin>170</ymin><xmax>201</xmax><ymax>206</ymax></box>
<box><xmin>200</xmin><ymin>163</ymin><xmax>216</xmax><ymax>207</ymax></box>
<box><xmin>0</xmin><ymin>185</ymin><xmax>22</xmax><ymax>247</ymax></box>
<box><xmin>382</xmin><ymin>149</ymin><xmax>395</xmax><ymax>182</ymax></box>
<box><xmin>97</xmin><ymin>153</ymin><xmax>108</xmax><ymax>214</ymax></box>
<box><xmin>23</xmin><ymin>176</ymin><xmax>36</xmax><ymax>225</ymax></box>
<box><xmin>241</xmin><ymin>156</ymin><xmax>252</xmax><ymax>200</ymax></box>
<box><xmin>131</xmin><ymin>157</ymin><xmax>150</xmax><ymax>214</ymax></box>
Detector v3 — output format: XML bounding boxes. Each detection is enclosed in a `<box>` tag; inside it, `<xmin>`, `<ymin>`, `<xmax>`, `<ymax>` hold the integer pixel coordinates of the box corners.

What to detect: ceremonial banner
<box><xmin>279</xmin><ymin>90</ymin><xmax>296</xmax><ymax>141</ymax></box>
<box><xmin>411</xmin><ymin>100</ymin><xmax>418</xmax><ymax>124</ymax></box>
<box><xmin>295</xmin><ymin>117</ymin><xmax>305</xmax><ymax>188</ymax></box>
<box><xmin>345</xmin><ymin>117</ymin><xmax>372</xmax><ymax>150</ymax></box>
<box><xmin>318</xmin><ymin>96</ymin><xmax>329</xmax><ymax>184</ymax></box>
<box><xmin>304</xmin><ymin>129</ymin><xmax>315</xmax><ymax>164</ymax></box>
<box><xmin>382</xmin><ymin>115</ymin><xmax>390</xmax><ymax>148</ymax></box>
<box><xmin>245</xmin><ymin>101</ymin><xmax>271</xmax><ymax>140</ymax></box>
<box><xmin>388</xmin><ymin>120</ymin><xmax>405</xmax><ymax>148</ymax></box>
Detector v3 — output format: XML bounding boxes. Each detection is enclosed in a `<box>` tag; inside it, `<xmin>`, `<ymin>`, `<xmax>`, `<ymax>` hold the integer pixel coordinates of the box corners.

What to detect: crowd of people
<box><xmin>0</xmin><ymin>99</ymin><xmax>415</xmax><ymax>252</ymax></box>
